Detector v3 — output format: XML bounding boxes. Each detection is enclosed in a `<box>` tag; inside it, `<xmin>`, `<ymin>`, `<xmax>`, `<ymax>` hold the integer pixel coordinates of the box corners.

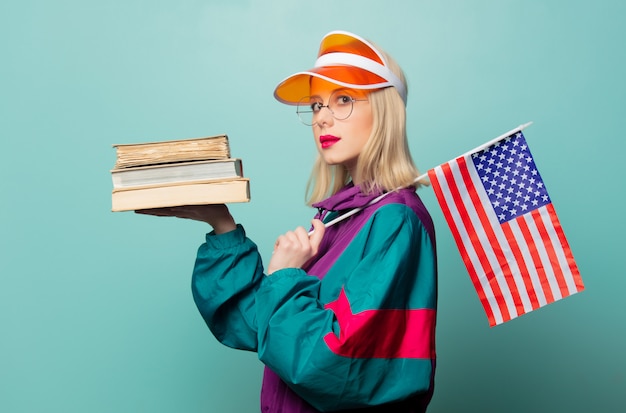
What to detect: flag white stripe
<box><xmin>465</xmin><ymin>155</ymin><xmax>535</xmax><ymax>314</ymax></box>
<box><xmin>506</xmin><ymin>218</ymin><xmax>548</xmax><ymax>306</ymax></box>
<box><xmin>433</xmin><ymin>164</ymin><xmax>504</xmax><ymax>325</ymax></box>
<box><xmin>537</xmin><ymin>207</ymin><xmax>579</xmax><ymax>295</ymax></box>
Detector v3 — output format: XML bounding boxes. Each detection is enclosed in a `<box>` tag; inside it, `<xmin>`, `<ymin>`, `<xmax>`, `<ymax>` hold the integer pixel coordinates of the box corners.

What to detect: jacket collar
<box><xmin>312</xmin><ymin>182</ymin><xmax>385</xmax><ymax>213</ymax></box>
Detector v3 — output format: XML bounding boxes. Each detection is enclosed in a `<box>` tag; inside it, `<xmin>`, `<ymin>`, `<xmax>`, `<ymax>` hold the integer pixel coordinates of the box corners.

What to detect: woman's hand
<box><xmin>267</xmin><ymin>219</ymin><xmax>325</xmax><ymax>275</ymax></box>
<box><xmin>135</xmin><ymin>204</ymin><xmax>236</xmax><ymax>234</ymax></box>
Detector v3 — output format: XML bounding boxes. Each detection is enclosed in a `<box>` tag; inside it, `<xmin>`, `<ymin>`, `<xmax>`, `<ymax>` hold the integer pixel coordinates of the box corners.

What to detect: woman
<box><xmin>141</xmin><ymin>30</ymin><xmax>437</xmax><ymax>413</ymax></box>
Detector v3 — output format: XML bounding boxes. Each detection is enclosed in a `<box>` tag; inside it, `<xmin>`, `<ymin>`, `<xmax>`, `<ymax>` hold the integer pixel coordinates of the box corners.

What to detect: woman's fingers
<box><xmin>308</xmin><ymin>219</ymin><xmax>326</xmax><ymax>254</ymax></box>
<box><xmin>268</xmin><ymin>222</ymin><xmax>326</xmax><ymax>275</ymax></box>
<box><xmin>134</xmin><ymin>204</ymin><xmax>235</xmax><ymax>233</ymax></box>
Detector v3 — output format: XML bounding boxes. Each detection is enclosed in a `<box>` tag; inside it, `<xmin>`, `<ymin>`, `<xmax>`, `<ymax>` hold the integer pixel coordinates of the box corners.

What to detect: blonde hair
<box><xmin>305</xmin><ymin>48</ymin><xmax>426</xmax><ymax>205</ymax></box>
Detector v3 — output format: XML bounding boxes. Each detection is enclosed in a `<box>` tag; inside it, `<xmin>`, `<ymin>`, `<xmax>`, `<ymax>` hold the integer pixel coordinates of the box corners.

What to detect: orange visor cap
<box><xmin>273</xmin><ymin>30</ymin><xmax>407</xmax><ymax>105</ymax></box>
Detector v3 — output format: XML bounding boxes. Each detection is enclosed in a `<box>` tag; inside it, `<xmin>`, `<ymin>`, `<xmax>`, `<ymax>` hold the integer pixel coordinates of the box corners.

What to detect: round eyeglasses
<box><xmin>296</xmin><ymin>91</ymin><xmax>368</xmax><ymax>126</ymax></box>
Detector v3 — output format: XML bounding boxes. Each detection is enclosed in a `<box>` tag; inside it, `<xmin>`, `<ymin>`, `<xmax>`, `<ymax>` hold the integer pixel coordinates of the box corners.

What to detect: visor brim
<box><xmin>274</xmin><ymin>66</ymin><xmax>391</xmax><ymax>105</ymax></box>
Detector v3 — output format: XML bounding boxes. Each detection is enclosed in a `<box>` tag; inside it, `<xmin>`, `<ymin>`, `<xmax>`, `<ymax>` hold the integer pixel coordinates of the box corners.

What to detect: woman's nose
<box><xmin>315</xmin><ymin>105</ymin><xmax>334</xmax><ymax>127</ymax></box>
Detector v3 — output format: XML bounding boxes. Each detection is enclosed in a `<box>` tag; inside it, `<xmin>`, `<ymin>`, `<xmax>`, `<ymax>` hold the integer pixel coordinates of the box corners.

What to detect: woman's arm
<box><xmin>191</xmin><ymin>224</ymin><xmax>265</xmax><ymax>351</ymax></box>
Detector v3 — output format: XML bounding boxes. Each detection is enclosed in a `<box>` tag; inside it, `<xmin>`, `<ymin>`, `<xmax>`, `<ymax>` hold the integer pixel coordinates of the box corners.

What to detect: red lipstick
<box><xmin>320</xmin><ymin>135</ymin><xmax>340</xmax><ymax>149</ymax></box>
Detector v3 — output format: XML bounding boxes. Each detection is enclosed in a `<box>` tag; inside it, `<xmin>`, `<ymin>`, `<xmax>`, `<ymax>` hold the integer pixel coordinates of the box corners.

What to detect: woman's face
<box><xmin>309</xmin><ymin>77</ymin><xmax>373</xmax><ymax>183</ymax></box>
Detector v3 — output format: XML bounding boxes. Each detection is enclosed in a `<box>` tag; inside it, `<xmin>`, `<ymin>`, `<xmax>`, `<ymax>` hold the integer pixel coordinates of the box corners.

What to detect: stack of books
<box><xmin>111</xmin><ymin>134</ymin><xmax>250</xmax><ymax>212</ymax></box>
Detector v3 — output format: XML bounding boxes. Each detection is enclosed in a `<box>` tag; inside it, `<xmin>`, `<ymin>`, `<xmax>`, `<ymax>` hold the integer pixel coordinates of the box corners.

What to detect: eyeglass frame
<box><xmin>296</xmin><ymin>91</ymin><xmax>369</xmax><ymax>126</ymax></box>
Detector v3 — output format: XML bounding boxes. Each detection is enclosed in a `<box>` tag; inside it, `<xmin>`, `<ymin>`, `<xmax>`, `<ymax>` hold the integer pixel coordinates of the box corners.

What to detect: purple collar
<box><xmin>312</xmin><ymin>183</ymin><xmax>384</xmax><ymax>217</ymax></box>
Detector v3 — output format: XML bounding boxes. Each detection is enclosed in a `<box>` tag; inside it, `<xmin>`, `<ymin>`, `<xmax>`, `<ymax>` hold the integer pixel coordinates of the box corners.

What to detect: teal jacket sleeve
<box><xmin>191</xmin><ymin>224</ymin><xmax>264</xmax><ymax>351</ymax></box>
<box><xmin>255</xmin><ymin>204</ymin><xmax>437</xmax><ymax>411</ymax></box>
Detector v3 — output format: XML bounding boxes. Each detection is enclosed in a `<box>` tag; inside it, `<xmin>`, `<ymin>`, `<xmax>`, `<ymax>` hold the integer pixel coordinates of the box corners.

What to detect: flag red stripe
<box><xmin>428</xmin><ymin>168</ymin><xmax>498</xmax><ymax>326</ymax></box>
<box><xmin>440</xmin><ymin>162</ymin><xmax>512</xmax><ymax>324</ymax></box>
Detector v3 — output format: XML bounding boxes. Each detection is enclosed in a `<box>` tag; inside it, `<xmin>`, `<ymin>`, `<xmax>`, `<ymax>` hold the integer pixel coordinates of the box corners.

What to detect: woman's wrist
<box><xmin>210</xmin><ymin>218</ymin><xmax>237</xmax><ymax>234</ymax></box>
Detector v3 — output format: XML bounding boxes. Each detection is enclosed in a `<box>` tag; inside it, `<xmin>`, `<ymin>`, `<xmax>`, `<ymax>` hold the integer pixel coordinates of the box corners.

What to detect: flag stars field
<box><xmin>471</xmin><ymin>133</ymin><xmax>551</xmax><ymax>224</ymax></box>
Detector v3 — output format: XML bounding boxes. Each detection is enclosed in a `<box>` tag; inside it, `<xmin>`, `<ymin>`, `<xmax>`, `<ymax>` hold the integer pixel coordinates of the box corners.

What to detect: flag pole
<box><xmin>310</xmin><ymin>122</ymin><xmax>533</xmax><ymax>234</ymax></box>
<box><xmin>454</xmin><ymin>121</ymin><xmax>533</xmax><ymax>160</ymax></box>
<box><xmin>410</xmin><ymin>121</ymin><xmax>533</xmax><ymax>185</ymax></box>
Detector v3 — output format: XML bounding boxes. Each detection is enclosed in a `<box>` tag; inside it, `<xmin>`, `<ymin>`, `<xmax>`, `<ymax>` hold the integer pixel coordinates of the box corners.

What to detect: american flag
<box><xmin>428</xmin><ymin>130</ymin><xmax>584</xmax><ymax>326</ymax></box>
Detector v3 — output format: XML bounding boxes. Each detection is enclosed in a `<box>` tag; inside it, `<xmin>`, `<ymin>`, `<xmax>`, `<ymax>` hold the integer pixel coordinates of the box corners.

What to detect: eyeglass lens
<box><xmin>296</xmin><ymin>91</ymin><xmax>357</xmax><ymax>126</ymax></box>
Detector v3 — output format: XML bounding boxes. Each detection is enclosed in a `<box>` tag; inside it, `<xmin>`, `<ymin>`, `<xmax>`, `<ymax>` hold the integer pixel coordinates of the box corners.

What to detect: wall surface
<box><xmin>1</xmin><ymin>1</ymin><xmax>624</xmax><ymax>412</ymax></box>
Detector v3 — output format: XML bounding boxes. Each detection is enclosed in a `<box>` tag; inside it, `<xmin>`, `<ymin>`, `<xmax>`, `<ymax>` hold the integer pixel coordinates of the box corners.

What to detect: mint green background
<box><xmin>1</xmin><ymin>1</ymin><xmax>624</xmax><ymax>412</ymax></box>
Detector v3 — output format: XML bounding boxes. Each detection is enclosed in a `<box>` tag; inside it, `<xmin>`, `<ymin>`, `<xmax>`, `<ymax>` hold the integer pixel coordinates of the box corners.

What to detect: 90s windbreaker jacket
<box><xmin>191</xmin><ymin>183</ymin><xmax>437</xmax><ymax>412</ymax></box>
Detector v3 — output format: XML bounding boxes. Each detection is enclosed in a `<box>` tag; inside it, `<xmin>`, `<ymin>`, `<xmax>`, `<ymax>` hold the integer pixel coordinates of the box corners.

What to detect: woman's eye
<box><xmin>335</xmin><ymin>95</ymin><xmax>352</xmax><ymax>106</ymax></box>
<box><xmin>310</xmin><ymin>102</ymin><xmax>323</xmax><ymax>112</ymax></box>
